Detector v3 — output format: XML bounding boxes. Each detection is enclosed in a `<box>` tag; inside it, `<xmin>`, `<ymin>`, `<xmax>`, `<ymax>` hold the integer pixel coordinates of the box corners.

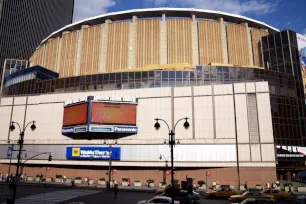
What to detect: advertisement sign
<box><xmin>66</xmin><ymin>147</ymin><xmax>121</xmax><ymax>160</ymax></box>
<box><xmin>61</xmin><ymin>126</ymin><xmax>88</xmax><ymax>135</ymax></box>
<box><xmin>89</xmin><ymin>125</ymin><xmax>138</xmax><ymax>134</ymax></box>
<box><xmin>91</xmin><ymin>102</ymin><xmax>137</xmax><ymax>125</ymax></box>
<box><xmin>63</xmin><ymin>103</ymin><xmax>88</xmax><ymax>127</ymax></box>
<box><xmin>296</xmin><ymin>33</ymin><xmax>306</xmax><ymax>96</ymax></box>
<box><xmin>62</xmin><ymin>96</ymin><xmax>138</xmax><ymax>136</ymax></box>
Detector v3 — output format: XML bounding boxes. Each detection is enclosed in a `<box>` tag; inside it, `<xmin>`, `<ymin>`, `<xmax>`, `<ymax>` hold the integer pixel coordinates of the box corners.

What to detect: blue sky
<box><xmin>74</xmin><ymin>0</ymin><xmax>306</xmax><ymax>35</ymax></box>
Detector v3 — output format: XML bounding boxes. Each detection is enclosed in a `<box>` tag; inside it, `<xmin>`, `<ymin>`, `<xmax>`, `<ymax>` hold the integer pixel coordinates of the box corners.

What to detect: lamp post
<box><xmin>9</xmin><ymin>120</ymin><xmax>36</xmax><ymax>204</ymax></box>
<box><xmin>159</xmin><ymin>154</ymin><xmax>170</xmax><ymax>183</ymax></box>
<box><xmin>104</xmin><ymin>140</ymin><xmax>117</xmax><ymax>188</ymax></box>
<box><xmin>154</xmin><ymin>117</ymin><xmax>190</xmax><ymax>204</ymax></box>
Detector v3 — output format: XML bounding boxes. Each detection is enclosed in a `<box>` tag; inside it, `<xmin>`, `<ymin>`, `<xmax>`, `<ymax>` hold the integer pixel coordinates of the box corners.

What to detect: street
<box><xmin>0</xmin><ymin>184</ymin><xmax>296</xmax><ymax>204</ymax></box>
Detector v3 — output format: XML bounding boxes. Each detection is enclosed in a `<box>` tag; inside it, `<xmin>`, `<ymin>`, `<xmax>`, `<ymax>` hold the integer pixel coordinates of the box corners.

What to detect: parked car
<box><xmin>261</xmin><ymin>189</ymin><xmax>291</xmax><ymax>200</ymax></box>
<box><xmin>297</xmin><ymin>195</ymin><xmax>306</xmax><ymax>204</ymax></box>
<box><xmin>229</xmin><ymin>191</ymin><xmax>273</xmax><ymax>203</ymax></box>
<box><xmin>232</xmin><ymin>198</ymin><xmax>277</xmax><ymax>204</ymax></box>
<box><xmin>137</xmin><ymin>196</ymin><xmax>180</xmax><ymax>204</ymax></box>
<box><xmin>161</xmin><ymin>190</ymin><xmax>200</xmax><ymax>203</ymax></box>
<box><xmin>204</xmin><ymin>187</ymin><xmax>241</xmax><ymax>198</ymax></box>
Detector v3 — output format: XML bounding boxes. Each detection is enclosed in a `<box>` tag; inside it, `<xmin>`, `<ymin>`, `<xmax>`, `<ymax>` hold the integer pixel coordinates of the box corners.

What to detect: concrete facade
<box><xmin>0</xmin><ymin>82</ymin><xmax>276</xmax><ymax>187</ymax></box>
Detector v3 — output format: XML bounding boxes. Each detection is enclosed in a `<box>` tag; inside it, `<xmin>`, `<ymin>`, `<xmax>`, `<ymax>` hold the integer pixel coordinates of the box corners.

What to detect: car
<box><xmin>229</xmin><ymin>191</ymin><xmax>273</xmax><ymax>203</ymax></box>
<box><xmin>204</xmin><ymin>187</ymin><xmax>242</xmax><ymax>198</ymax></box>
<box><xmin>161</xmin><ymin>190</ymin><xmax>200</xmax><ymax>203</ymax></box>
<box><xmin>137</xmin><ymin>196</ymin><xmax>180</xmax><ymax>204</ymax></box>
<box><xmin>232</xmin><ymin>198</ymin><xmax>277</xmax><ymax>204</ymax></box>
<box><xmin>261</xmin><ymin>189</ymin><xmax>291</xmax><ymax>200</ymax></box>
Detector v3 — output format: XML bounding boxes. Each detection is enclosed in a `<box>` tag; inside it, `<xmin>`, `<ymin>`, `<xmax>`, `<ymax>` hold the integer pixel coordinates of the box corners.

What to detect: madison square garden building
<box><xmin>0</xmin><ymin>8</ymin><xmax>306</xmax><ymax>187</ymax></box>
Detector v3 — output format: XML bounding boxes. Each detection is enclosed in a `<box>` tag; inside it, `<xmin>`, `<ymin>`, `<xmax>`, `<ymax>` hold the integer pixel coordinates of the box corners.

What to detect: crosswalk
<box><xmin>2</xmin><ymin>189</ymin><xmax>99</xmax><ymax>204</ymax></box>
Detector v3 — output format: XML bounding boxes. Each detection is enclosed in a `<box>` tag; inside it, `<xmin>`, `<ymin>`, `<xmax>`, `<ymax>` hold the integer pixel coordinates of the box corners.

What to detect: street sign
<box><xmin>207</xmin><ymin>172</ymin><xmax>210</xmax><ymax>176</ymax></box>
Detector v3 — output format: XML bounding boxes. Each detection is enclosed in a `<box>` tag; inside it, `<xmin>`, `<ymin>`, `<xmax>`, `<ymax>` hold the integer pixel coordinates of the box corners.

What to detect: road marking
<box><xmin>1</xmin><ymin>189</ymin><xmax>99</xmax><ymax>204</ymax></box>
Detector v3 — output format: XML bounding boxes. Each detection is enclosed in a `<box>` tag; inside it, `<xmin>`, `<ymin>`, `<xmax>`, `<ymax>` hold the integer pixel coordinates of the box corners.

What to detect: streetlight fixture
<box><xmin>154</xmin><ymin>117</ymin><xmax>190</xmax><ymax>204</ymax></box>
<box><xmin>9</xmin><ymin>120</ymin><xmax>36</xmax><ymax>204</ymax></box>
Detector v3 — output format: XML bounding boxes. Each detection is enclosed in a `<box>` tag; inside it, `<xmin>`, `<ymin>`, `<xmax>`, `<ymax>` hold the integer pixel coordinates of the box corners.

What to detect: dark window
<box><xmin>262</xmin><ymin>36</ymin><xmax>269</xmax><ymax>51</ymax></box>
<box><xmin>281</xmin><ymin>31</ymin><xmax>289</xmax><ymax>45</ymax></box>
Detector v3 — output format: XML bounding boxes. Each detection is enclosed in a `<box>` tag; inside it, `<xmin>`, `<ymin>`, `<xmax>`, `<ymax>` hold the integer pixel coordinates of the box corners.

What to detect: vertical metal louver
<box><xmin>247</xmin><ymin>94</ymin><xmax>260</xmax><ymax>143</ymax></box>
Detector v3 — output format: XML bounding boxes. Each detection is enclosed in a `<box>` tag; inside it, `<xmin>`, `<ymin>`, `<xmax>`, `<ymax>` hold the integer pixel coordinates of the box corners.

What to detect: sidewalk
<box><xmin>0</xmin><ymin>180</ymin><xmax>158</xmax><ymax>193</ymax></box>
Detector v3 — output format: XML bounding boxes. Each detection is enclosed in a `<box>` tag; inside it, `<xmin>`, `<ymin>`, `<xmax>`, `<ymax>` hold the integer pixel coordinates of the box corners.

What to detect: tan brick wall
<box><xmin>0</xmin><ymin>164</ymin><xmax>276</xmax><ymax>188</ymax></box>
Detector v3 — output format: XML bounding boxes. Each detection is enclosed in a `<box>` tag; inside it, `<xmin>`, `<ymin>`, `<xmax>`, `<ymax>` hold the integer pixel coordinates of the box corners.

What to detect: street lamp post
<box><xmin>154</xmin><ymin>117</ymin><xmax>190</xmax><ymax>204</ymax></box>
<box><xmin>104</xmin><ymin>140</ymin><xmax>117</xmax><ymax>188</ymax></box>
<box><xmin>9</xmin><ymin>120</ymin><xmax>36</xmax><ymax>204</ymax></box>
<box><xmin>159</xmin><ymin>154</ymin><xmax>170</xmax><ymax>183</ymax></box>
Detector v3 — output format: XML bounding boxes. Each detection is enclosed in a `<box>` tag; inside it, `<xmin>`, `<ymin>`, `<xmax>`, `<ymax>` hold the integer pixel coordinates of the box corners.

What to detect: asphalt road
<box><xmin>0</xmin><ymin>184</ymin><xmax>297</xmax><ymax>204</ymax></box>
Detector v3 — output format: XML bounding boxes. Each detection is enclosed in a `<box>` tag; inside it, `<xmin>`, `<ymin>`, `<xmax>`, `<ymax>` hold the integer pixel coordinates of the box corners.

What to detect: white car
<box><xmin>137</xmin><ymin>196</ymin><xmax>180</xmax><ymax>204</ymax></box>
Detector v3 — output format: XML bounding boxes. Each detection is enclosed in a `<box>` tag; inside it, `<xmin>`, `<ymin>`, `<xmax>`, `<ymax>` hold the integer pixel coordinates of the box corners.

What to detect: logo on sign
<box><xmin>72</xmin><ymin>148</ymin><xmax>81</xmax><ymax>157</ymax></box>
<box><xmin>114</xmin><ymin>126</ymin><xmax>137</xmax><ymax>133</ymax></box>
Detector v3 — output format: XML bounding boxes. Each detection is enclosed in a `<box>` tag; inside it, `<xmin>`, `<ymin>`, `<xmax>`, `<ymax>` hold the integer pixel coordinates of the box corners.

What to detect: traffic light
<box><xmin>48</xmin><ymin>154</ymin><xmax>52</xmax><ymax>162</ymax></box>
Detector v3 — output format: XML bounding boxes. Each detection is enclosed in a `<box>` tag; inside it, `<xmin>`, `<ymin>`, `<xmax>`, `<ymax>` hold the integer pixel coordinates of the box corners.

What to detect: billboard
<box><xmin>63</xmin><ymin>103</ymin><xmax>88</xmax><ymax>127</ymax></box>
<box><xmin>91</xmin><ymin>102</ymin><xmax>136</xmax><ymax>125</ymax></box>
<box><xmin>297</xmin><ymin>33</ymin><xmax>306</xmax><ymax>95</ymax></box>
<box><xmin>66</xmin><ymin>147</ymin><xmax>121</xmax><ymax>160</ymax></box>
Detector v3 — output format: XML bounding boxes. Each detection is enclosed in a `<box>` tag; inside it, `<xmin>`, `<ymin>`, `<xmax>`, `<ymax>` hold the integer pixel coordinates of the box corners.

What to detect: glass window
<box><xmin>115</xmin><ymin>73</ymin><xmax>122</xmax><ymax>84</ymax></box>
<box><xmin>135</xmin><ymin>72</ymin><xmax>141</xmax><ymax>81</ymax></box>
<box><xmin>283</xmin><ymin>47</ymin><xmax>291</xmax><ymax>62</ymax></box>
<box><xmin>263</xmin><ymin>51</ymin><xmax>270</xmax><ymax>69</ymax></box>
<box><xmin>103</xmin><ymin>74</ymin><xmax>109</xmax><ymax>84</ymax></box>
<box><xmin>268</xmin><ymin>35</ymin><xmax>275</xmax><ymax>49</ymax></box>
<box><xmin>169</xmin><ymin>71</ymin><xmax>175</xmax><ymax>79</ymax></box>
<box><xmin>270</xmin><ymin>50</ymin><xmax>277</xmax><ymax>65</ymax></box>
<box><xmin>285</xmin><ymin>63</ymin><xmax>292</xmax><ymax>74</ymax></box>
<box><xmin>274</xmin><ymin>32</ymin><xmax>281</xmax><ymax>47</ymax></box>
<box><xmin>109</xmin><ymin>73</ymin><xmax>115</xmax><ymax>81</ymax></box>
<box><xmin>122</xmin><ymin>72</ymin><xmax>128</xmax><ymax>82</ymax></box>
<box><xmin>162</xmin><ymin>71</ymin><xmax>168</xmax><ymax>80</ymax></box>
<box><xmin>176</xmin><ymin>71</ymin><xmax>182</xmax><ymax>79</ymax></box>
<box><xmin>262</xmin><ymin>36</ymin><xmax>269</xmax><ymax>51</ymax></box>
<box><xmin>281</xmin><ymin>30</ymin><xmax>289</xmax><ymax>45</ymax></box>
<box><xmin>128</xmin><ymin>72</ymin><xmax>134</xmax><ymax>82</ymax></box>
<box><xmin>96</xmin><ymin>74</ymin><xmax>103</xmax><ymax>83</ymax></box>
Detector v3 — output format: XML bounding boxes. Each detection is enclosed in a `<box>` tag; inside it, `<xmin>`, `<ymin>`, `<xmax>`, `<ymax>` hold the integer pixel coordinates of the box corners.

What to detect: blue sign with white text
<box><xmin>66</xmin><ymin>147</ymin><xmax>121</xmax><ymax>160</ymax></box>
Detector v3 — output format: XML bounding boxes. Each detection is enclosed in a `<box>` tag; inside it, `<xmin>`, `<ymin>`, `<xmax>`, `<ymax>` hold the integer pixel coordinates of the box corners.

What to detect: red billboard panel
<box><xmin>63</xmin><ymin>103</ymin><xmax>88</xmax><ymax>127</ymax></box>
<box><xmin>91</xmin><ymin>102</ymin><xmax>136</xmax><ymax>125</ymax></box>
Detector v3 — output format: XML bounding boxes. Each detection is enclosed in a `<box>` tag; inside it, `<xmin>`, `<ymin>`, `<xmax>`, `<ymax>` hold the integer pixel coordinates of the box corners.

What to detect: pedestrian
<box><xmin>272</xmin><ymin>182</ymin><xmax>276</xmax><ymax>189</ymax></box>
<box><xmin>114</xmin><ymin>183</ymin><xmax>118</xmax><ymax>198</ymax></box>
<box><xmin>292</xmin><ymin>173</ymin><xmax>296</xmax><ymax>181</ymax></box>
<box><xmin>244</xmin><ymin>182</ymin><xmax>248</xmax><ymax>191</ymax></box>
<box><xmin>187</xmin><ymin>183</ymin><xmax>193</xmax><ymax>203</ymax></box>
<box><xmin>39</xmin><ymin>173</ymin><xmax>43</xmax><ymax>182</ymax></box>
<box><xmin>85</xmin><ymin>177</ymin><xmax>88</xmax><ymax>186</ymax></box>
<box><xmin>128</xmin><ymin>178</ymin><xmax>131</xmax><ymax>186</ymax></box>
<box><xmin>71</xmin><ymin>177</ymin><xmax>75</xmax><ymax>188</ymax></box>
<box><xmin>212</xmin><ymin>181</ymin><xmax>216</xmax><ymax>190</ymax></box>
<box><xmin>63</xmin><ymin>175</ymin><xmax>66</xmax><ymax>183</ymax></box>
<box><xmin>266</xmin><ymin>181</ymin><xmax>270</xmax><ymax>189</ymax></box>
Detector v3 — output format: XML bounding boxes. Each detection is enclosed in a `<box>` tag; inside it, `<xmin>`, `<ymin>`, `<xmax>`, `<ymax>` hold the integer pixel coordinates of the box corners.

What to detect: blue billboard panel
<box><xmin>66</xmin><ymin>147</ymin><xmax>121</xmax><ymax>160</ymax></box>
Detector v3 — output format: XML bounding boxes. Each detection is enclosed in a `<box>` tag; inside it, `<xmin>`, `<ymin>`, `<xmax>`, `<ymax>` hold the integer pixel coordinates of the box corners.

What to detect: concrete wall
<box><xmin>0</xmin><ymin>82</ymin><xmax>275</xmax><ymax>169</ymax></box>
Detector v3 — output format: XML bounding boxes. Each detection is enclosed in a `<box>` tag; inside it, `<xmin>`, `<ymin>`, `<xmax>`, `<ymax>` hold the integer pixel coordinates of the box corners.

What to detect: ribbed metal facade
<box><xmin>0</xmin><ymin>0</ymin><xmax>74</xmax><ymax>84</ymax></box>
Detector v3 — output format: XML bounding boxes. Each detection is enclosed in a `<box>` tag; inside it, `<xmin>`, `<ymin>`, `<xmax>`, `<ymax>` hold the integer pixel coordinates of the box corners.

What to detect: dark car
<box><xmin>235</xmin><ymin>198</ymin><xmax>277</xmax><ymax>204</ymax></box>
<box><xmin>161</xmin><ymin>190</ymin><xmax>200</xmax><ymax>203</ymax></box>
